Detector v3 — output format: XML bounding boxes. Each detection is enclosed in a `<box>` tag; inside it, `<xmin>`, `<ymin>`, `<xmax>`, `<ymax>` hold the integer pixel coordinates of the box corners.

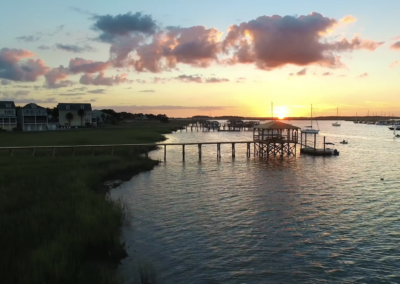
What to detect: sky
<box><xmin>1</xmin><ymin>0</ymin><xmax>400</xmax><ymax>118</ymax></box>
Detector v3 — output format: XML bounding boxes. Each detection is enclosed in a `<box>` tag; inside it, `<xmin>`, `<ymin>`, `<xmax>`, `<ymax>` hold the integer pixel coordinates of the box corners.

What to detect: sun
<box><xmin>274</xmin><ymin>106</ymin><xmax>288</xmax><ymax>119</ymax></box>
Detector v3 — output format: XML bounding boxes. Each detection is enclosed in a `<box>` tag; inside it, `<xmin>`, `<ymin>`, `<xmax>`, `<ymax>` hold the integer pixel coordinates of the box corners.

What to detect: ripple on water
<box><xmin>111</xmin><ymin>121</ymin><xmax>400</xmax><ymax>284</ymax></box>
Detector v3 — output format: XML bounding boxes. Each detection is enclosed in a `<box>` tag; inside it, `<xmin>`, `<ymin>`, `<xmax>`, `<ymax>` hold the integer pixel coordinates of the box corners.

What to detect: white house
<box><xmin>57</xmin><ymin>103</ymin><xmax>97</xmax><ymax>127</ymax></box>
<box><xmin>18</xmin><ymin>103</ymin><xmax>48</xmax><ymax>131</ymax></box>
<box><xmin>0</xmin><ymin>101</ymin><xmax>17</xmax><ymax>131</ymax></box>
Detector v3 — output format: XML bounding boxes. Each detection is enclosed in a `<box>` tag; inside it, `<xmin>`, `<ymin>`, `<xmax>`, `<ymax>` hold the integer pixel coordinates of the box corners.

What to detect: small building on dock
<box><xmin>253</xmin><ymin>121</ymin><xmax>300</xmax><ymax>157</ymax></box>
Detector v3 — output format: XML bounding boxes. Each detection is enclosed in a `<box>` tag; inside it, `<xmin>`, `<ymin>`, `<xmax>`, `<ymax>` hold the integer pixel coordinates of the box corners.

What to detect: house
<box><xmin>57</xmin><ymin>103</ymin><xmax>97</xmax><ymax>127</ymax></box>
<box><xmin>0</xmin><ymin>101</ymin><xmax>17</xmax><ymax>131</ymax></box>
<box><xmin>18</xmin><ymin>103</ymin><xmax>48</xmax><ymax>131</ymax></box>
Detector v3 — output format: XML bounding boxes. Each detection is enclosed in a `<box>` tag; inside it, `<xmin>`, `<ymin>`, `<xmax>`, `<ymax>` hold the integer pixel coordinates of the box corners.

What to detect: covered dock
<box><xmin>253</xmin><ymin>121</ymin><xmax>300</xmax><ymax>157</ymax></box>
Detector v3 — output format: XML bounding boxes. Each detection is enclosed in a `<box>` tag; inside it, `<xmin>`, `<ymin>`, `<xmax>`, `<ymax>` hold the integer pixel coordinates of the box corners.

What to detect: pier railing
<box><xmin>0</xmin><ymin>141</ymin><xmax>255</xmax><ymax>161</ymax></box>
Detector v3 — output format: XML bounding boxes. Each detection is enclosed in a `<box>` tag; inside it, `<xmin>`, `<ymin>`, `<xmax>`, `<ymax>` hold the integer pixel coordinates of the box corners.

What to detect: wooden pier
<box><xmin>0</xmin><ymin>141</ymin><xmax>255</xmax><ymax>161</ymax></box>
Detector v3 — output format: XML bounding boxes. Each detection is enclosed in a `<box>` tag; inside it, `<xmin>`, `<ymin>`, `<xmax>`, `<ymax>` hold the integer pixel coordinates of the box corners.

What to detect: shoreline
<box><xmin>0</xmin><ymin>123</ymin><xmax>186</xmax><ymax>284</ymax></box>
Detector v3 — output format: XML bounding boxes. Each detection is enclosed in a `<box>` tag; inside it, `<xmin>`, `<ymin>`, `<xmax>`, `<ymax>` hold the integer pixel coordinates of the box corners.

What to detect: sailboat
<box><xmin>302</xmin><ymin>104</ymin><xmax>320</xmax><ymax>134</ymax></box>
<box><xmin>332</xmin><ymin>107</ymin><xmax>341</xmax><ymax>126</ymax></box>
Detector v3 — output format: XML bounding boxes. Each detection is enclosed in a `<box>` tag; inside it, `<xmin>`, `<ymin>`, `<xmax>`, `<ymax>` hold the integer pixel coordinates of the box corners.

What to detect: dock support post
<box><xmin>164</xmin><ymin>145</ymin><xmax>166</xmax><ymax>161</ymax></box>
<box><xmin>32</xmin><ymin>148</ymin><xmax>35</xmax><ymax>156</ymax></box>
<box><xmin>247</xmin><ymin>143</ymin><xmax>250</xmax><ymax>157</ymax></box>
<box><xmin>182</xmin><ymin>145</ymin><xmax>185</xmax><ymax>161</ymax></box>
<box><xmin>323</xmin><ymin>136</ymin><xmax>326</xmax><ymax>152</ymax></box>
<box><xmin>52</xmin><ymin>147</ymin><xmax>56</xmax><ymax>157</ymax></box>
<box><xmin>198</xmin><ymin>144</ymin><xmax>202</xmax><ymax>160</ymax></box>
<box><xmin>10</xmin><ymin>149</ymin><xmax>13</xmax><ymax>156</ymax></box>
<box><xmin>217</xmin><ymin>143</ymin><xmax>221</xmax><ymax>159</ymax></box>
<box><xmin>72</xmin><ymin>147</ymin><xmax>75</xmax><ymax>156</ymax></box>
<box><xmin>232</xmin><ymin>143</ymin><xmax>235</xmax><ymax>158</ymax></box>
<box><xmin>92</xmin><ymin>147</ymin><xmax>95</xmax><ymax>156</ymax></box>
<box><xmin>111</xmin><ymin>147</ymin><xmax>114</xmax><ymax>156</ymax></box>
<box><xmin>314</xmin><ymin>133</ymin><xmax>316</xmax><ymax>152</ymax></box>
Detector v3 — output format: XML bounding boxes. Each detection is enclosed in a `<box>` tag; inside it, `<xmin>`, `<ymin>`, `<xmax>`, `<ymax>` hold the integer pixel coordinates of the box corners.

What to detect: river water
<box><xmin>111</xmin><ymin>120</ymin><xmax>400</xmax><ymax>283</ymax></box>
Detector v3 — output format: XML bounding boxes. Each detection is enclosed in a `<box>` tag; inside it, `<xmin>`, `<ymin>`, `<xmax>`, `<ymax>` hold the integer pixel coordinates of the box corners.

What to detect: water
<box><xmin>110</xmin><ymin>121</ymin><xmax>400</xmax><ymax>283</ymax></box>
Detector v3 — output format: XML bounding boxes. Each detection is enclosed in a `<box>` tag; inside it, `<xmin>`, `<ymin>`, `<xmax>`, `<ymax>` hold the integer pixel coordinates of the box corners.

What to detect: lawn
<box><xmin>0</xmin><ymin>121</ymin><xmax>188</xmax><ymax>284</ymax></box>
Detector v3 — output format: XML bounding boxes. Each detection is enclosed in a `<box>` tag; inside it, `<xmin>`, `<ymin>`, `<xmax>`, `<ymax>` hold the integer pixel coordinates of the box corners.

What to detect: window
<box><xmin>66</xmin><ymin>105</ymin><xmax>70</xmax><ymax>110</ymax></box>
<box><xmin>5</xmin><ymin>103</ymin><xmax>11</xmax><ymax>108</ymax></box>
<box><xmin>31</xmin><ymin>104</ymin><xmax>36</xmax><ymax>109</ymax></box>
<box><xmin>80</xmin><ymin>105</ymin><xmax>84</xmax><ymax>109</ymax></box>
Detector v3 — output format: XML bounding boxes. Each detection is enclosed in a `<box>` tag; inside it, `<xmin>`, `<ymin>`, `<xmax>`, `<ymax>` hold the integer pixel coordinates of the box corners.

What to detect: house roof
<box><xmin>57</xmin><ymin>103</ymin><xmax>92</xmax><ymax>111</ymax></box>
<box><xmin>253</xmin><ymin>121</ymin><xmax>301</xmax><ymax>130</ymax></box>
<box><xmin>22</xmin><ymin>103</ymin><xmax>45</xmax><ymax>109</ymax></box>
<box><xmin>0</xmin><ymin>101</ymin><xmax>15</xmax><ymax>108</ymax></box>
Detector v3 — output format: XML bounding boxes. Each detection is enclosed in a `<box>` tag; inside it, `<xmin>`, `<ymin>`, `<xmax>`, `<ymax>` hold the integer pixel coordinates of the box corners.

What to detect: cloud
<box><xmin>79</xmin><ymin>72</ymin><xmax>129</xmax><ymax>86</ymax></box>
<box><xmin>92</xmin><ymin>12</ymin><xmax>158</xmax><ymax>42</ymax></box>
<box><xmin>68</xmin><ymin>57</ymin><xmax>110</xmax><ymax>74</ymax></box>
<box><xmin>59</xmin><ymin>93</ymin><xmax>85</xmax><ymax>96</ymax></box>
<box><xmin>322</xmin><ymin>72</ymin><xmax>332</xmax><ymax>76</ymax></box>
<box><xmin>87</xmin><ymin>89</ymin><xmax>106</xmax><ymax>94</ymax></box>
<box><xmin>390</xmin><ymin>41</ymin><xmax>400</xmax><ymax>50</ymax></box>
<box><xmin>175</xmin><ymin>74</ymin><xmax>202</xmax><ymax>83</ymax></box>
<box><xmin>70</xmin><ymin>7</ymin><xmax>95</xmax><ymax>16</ymax></box>
<box><xmin>139</xmin><ymin>90</ymin><xmax>155</xmax><ymax>92</ymax></box>
<box><xmin>205</xmin><ymin>77</ymin><xmax>229</xmax><ymax>83</ymax></box>
<box><xmin>38</xmin><ymin>45</ymin><xmax>51</xmax><ymax>50</ymax></box>
<box><xmin>222</xmin><ymin>12</ymin><xmax>382</xmax><ymax>70</ymax></box>
<box><xmin>296</xmin><ymin>68</ymin><xmax>307</xmax><ymax>76</ymax></box>
<box><xmin>55</xmin><ymin>44</ymin><xmax>97</xmax><ymax>53</ymax></box>
<box><xmin>69</xmin><ymin>87</ymin><xmax>87</xmax><ymax>92</ymax></box>
<box><xmin>0</xmin><ymin>48</ymin><xmax>49</xmax><ymax>82</ymax></box>
<box><xmin>135</xmin><ymin>79</ymin><xmax>146</xmax><ymax>83</ymax></box>
<box><xmin>45</xmin><ymin>66</ymin><xmax>73</xmax><ymax>88</ymax></box>
<box><xmin>93</xmin><ymin>104</ymin><xmax>231</xmax><ymax>112</ymax></box>
<box><xmin>389</xmin><ymin>60</ymin><xmax>398</xmax><ymax>68</ymax></box>
<box><xmin>153</xmin><ymin>77</ymin><xmax>170</xmax><ymax>83</ymax></box>
<box><xmin>1</xmin><ymin>79</ymin><xmax>12</xmax><ymax>85</ymax></box>
<box><xmin>340</xmin><ymin>15</ymin><xmax>357</xmax><ymax>24</ymax></box>
<box><xmin>0</xmin><ymin>90</ymin><xmax>30</xmax><ymax>99</ymax></box>
<box><xmin>236</xmin><ymin>77</ymin><xmax>246</xmax><ymax>83</ymax></box>
<box><xmin>357</xmin><ymin>72</ymin><xmax>368</xmax><ymax>78</ymax></box>
<box><xmin>16</xmin><ymin>35</ymin><xmax>41</xmax><ymax>42</ymax></box>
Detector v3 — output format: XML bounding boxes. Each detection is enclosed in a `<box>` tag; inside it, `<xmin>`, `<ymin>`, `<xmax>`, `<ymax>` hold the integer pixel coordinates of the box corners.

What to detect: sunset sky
<box><xmin>1</xmin><ymin>0</ymin><xmax>400</xmax><ymax>118</ymax></box>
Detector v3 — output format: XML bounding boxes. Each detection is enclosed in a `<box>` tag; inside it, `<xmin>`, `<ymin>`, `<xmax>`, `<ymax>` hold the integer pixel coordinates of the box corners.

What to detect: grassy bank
<box><xmin>0</xmin><ymin>121</ymin><xmax>186</xmax><ymax>283</ymax></box>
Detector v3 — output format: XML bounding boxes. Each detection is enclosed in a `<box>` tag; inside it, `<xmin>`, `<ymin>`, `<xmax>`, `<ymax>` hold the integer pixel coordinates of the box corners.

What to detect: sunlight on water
<box><xmin>111</xmin><ymin>121</ymin><xmax>400</xmax><ymax>283</ymax></box>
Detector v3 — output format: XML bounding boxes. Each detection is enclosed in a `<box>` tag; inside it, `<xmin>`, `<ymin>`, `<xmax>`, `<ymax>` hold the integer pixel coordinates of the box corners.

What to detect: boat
<box><xmin>340</xmin><ymin>140</ymin><xmax>348</xmax><ymax>144</ymax></box>
<box><xmin>302</xmin><ymin>104</ymin><xmax>320</xmax><ymax>134</ymax></box>
<box><xmin>332</xmin><ymin>107</ymin><xmax>341</xmax><ymax>126</ymax></box>
<box><xmin>389</xmin><ymin>126</ymin><xmax>400</xmax><ymax>131</ymax></box>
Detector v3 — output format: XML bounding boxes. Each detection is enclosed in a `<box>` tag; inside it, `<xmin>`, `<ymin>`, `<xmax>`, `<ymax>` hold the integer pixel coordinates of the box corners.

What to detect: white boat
<box><xmin>332</xmin><ymin>107</ymin><xmax>341</xmax><ymax>126</ymax></box>
<box><xmin>302</xmin><ymin>104</ymin><xmax>320</xmax><ymax>134</ymax></box>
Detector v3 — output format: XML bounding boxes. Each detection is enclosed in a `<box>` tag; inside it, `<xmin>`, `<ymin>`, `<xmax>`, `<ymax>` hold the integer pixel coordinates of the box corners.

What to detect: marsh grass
<box><xmin>0</xmin><ymin>122</ymin><xmax>187</xmax><ymax>283</ymax></box>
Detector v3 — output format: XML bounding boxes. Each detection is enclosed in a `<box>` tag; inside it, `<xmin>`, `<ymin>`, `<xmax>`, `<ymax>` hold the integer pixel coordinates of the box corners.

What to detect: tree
<box><xmin>101</xmin><ymin>113</ymin><xmax>106</xmax><ymax>122</ymax></box>
<box><xmin>51</xmin><ymin>107</ymin><xmax>59</xmax><ymax>119</ymax></box>
<box><xmin>77</xmin><ymin>109</ymin><xmax>85</xmax><ymax>126</ymax></box>
<box><xmin>66</xmin><ymin>112</ymin><xmax>73</xmax><ymax>126</ymax></box>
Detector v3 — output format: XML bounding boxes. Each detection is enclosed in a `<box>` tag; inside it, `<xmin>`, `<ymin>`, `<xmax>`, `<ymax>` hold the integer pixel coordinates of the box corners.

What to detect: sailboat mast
<box><xmin>311</xmin><ymin>104</ymin><xmax>313</xmax><ymax>128</ymax></box>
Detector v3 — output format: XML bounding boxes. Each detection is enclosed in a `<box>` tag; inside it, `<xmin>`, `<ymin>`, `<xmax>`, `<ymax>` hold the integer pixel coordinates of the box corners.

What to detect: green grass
<box><xmin>0</xmin><ymin>121</ymin><xmax>187</xmax><ymax>284</ymax></box>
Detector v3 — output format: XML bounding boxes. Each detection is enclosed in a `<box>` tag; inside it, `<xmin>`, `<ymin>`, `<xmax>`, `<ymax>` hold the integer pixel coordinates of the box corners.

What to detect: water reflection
<box><xmin>112</xmin><ymin>121</ymin><xmax>400</xmax><ymax>283</ymax></box>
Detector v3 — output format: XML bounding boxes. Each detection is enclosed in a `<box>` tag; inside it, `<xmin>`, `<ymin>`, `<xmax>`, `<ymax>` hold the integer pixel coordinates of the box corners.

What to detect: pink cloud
<box><xmin>68</xmin><ymin>58</ymin><xmax>110</xmax><ymax>74</ymax></box>
<box><xmin>0</xmin><ymin>48</ymin><xmax>49</xmax><ymax>82</ymax></box>
<box><xmin>389</xmin><ymin>60</ymin><xmax>398</xmax><ymax>68</ymax></box>
<box><xmin>357</xmin><ymin>72</ymin><xmax>368</xmax><ymax>78</ymax></box>
<box><xmin>79</xmin><ymin>72</ymin><xmax>130</xmax><ymax>86</ymax></box>
<box><xmin>222</xmin><ymin>13</ymin><xmax>382</xmax><ymax>70</ymax></box>
<box><xmin>390</xmin><ymin>41</ymin><xmax>400</xmax><ymax>50</ymax></box>
<box><xmin>322</xmin><ymin>72</ymin><xmax>332</xmax><ymax>76</ymax></box>
<box><xmin>296</xmin><ymin>68</ymin><xmax>307</xmax><ymax>76</ymax></box>
<box><xmin>175</xmin><ymin>75</ymin><xmax>202</xmax><ymax>83</ymax></box>
<box><xmin>45</xmin><ymin>66</ymin><xmax>73</xmax><ymax>88</ymax></box>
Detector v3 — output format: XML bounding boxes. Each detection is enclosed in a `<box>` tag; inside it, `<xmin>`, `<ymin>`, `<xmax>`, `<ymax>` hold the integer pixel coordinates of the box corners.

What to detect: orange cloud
<box><xmin>340</xmin><ymin>15</ymin><xmax>357</xmax><ymax>24</ymax></box>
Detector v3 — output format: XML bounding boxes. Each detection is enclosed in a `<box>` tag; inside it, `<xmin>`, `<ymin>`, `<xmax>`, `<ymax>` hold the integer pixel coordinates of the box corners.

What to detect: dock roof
<box><xmin>253</xmin><ymin>121</ymin><xmax>300</xmax><ymax>130</ymax></box>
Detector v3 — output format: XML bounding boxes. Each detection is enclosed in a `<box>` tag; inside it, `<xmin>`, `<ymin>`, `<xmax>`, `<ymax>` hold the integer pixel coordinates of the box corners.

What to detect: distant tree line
<box><xmin>44</xmin><ymin>107</ymin><xmax>169</xmax><ymax>123</ymax></box>
<box><xmin>100</xmin><ymin>109</ymin><xmax>169</xmax><ymax>123</ymax></box>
